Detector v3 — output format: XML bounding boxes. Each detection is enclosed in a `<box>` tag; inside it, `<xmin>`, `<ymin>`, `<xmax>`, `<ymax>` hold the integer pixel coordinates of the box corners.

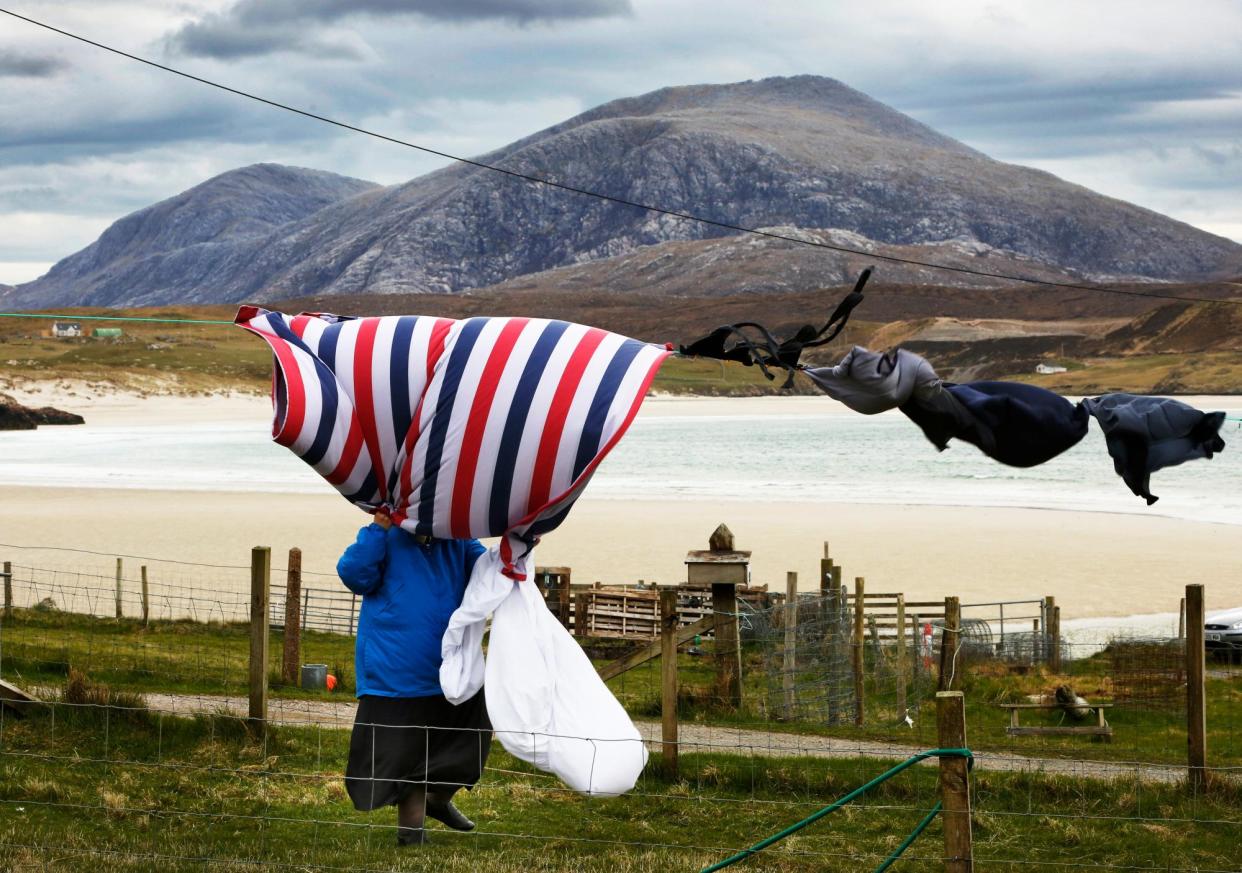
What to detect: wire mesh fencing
<box><xmin>0</xmin><ymin>692</ymin><xmax>1239</xmax><ymax>872</ymax></box>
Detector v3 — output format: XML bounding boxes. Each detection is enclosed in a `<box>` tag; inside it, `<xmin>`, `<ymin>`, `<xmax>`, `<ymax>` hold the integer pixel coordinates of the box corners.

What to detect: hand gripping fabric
<box><xmin>235</xmin><ymin>307</ymin><xmax>669</xmax><ymax>577</ymax></box>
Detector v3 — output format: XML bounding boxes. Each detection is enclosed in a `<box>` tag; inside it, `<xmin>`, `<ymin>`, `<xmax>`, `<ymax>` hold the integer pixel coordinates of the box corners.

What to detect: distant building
<box><xmin>1035</xmin><ymin>363</ymin><xmax>1067</xmax><ymax>375</ymax></box>
<box><xmin>92</xmin><ymin>327</ymin><xmax>123</xmax><ymax>338</ymax></box>
<box><xmin>50</xmin><ymin>322</ymin><xmax>82</xmax><ymax>338</ymax></box>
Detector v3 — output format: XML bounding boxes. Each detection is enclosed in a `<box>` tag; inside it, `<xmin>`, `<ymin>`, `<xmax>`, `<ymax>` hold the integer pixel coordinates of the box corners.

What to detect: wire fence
<box><xmin>1</xmin><ymin>548</ymin><xmax>1241</xmax><ymax>870</ymax></box>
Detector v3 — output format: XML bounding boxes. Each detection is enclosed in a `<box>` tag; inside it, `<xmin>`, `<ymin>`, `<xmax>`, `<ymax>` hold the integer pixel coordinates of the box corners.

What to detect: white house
<box><xmin>1035</xmin><ymin>363</ymin><xmax>1067</xmax><ymax>375</ymax></box>
<box><xmin>51</xmin><ymin>322</ymin><xmax>82</xmax><ymax>338</ymax></box>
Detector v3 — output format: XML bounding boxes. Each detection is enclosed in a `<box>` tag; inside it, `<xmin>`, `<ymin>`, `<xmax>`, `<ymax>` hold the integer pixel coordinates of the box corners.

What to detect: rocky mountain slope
<box><xmin>11</xmin><ymin>164</ymin><xmax>378</xmax><ymax>308</ymax></box>
<box><xmin>11</xmin><ymin>76</ymin><xmax>1242</xmax><ymax>309</ymax></box>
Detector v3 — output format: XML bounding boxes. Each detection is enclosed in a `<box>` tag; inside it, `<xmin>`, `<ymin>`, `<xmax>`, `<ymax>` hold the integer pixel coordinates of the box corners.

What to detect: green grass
<box><xmin>0</xmin><ymin>307</ymin><xmax>272</xmax><ymax>393</ymax></box>
<box><xmin>0</xmin><ymin>608</ymin><xmax>356</xmax><ymax>699</ymax></box>
<box><xmin>0</xmin><ymin>687</ymin><xmax>1238</xmax><ymax>872</ymax></box>
<box><xmin>599</xmin><ymin>637</ymin><xmax>1242</xmax><ymax>769</ymax></box>
<box><xmin>6</xmin><ymin>610</ymin><xmax>1240</xmax><ymax>772</ymax></box>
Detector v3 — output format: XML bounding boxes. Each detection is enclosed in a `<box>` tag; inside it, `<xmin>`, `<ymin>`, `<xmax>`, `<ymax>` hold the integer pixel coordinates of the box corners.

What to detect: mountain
<box><xmin>12</xmin><ymin>164</ymin><xmax>378</xmax><ymax>307</ymax></box>
<box><xmin>11</xmin><ymin>76</ymin><xmax>1242</xmax><ymax>309</ymax></box>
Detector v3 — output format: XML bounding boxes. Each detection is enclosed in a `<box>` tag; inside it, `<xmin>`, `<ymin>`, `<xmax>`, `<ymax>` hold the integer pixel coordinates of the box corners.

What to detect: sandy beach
<box><xmin>2</xmin><ymin>388</ymin><xmax>1239</xmax><ymax>621</ymax></box>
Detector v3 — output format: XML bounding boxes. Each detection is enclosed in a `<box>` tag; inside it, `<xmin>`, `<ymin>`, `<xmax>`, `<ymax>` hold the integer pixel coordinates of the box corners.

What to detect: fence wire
<box><xmin>1</xmin><ymin>551</ymin><xmax>1241</xmax><ymax>871</ymax></box>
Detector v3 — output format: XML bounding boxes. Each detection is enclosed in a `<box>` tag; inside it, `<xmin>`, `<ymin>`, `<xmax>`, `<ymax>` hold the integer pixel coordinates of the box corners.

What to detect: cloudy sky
<box><xmin>1</xmin><ymin>0</ymin><xmax>1239</xmax><ymax>285</ymax></box>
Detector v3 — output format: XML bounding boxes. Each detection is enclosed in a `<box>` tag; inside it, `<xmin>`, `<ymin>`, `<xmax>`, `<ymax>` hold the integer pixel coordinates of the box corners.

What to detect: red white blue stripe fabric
<box><xmin>235</xmin><ymin>306</ymin><xmax>669</xmax><ymax>578</ymax></box>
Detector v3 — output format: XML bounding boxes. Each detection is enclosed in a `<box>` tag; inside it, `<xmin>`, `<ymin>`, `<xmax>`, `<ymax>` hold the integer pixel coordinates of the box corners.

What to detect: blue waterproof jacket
<box><xmin>337</xmin><ymin>523</ymin><xmax>485</xmax><ymax>698</ymax></box>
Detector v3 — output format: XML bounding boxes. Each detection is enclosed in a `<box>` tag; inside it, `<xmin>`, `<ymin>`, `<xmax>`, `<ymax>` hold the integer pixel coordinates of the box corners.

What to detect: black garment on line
<box><xmin>1080</xmin><ymin>394</ymin><xmax>1227</xmax><ymax>504</ymax></box>
<box><xmin>345</xmin><ymin>690</ymin><xmax>492</xmax><ymax>811</ymax></box>
<box><xmin>902</xmin><ymin>380</ymin><xmax>1089</xmax><ymax>468</ymax></box>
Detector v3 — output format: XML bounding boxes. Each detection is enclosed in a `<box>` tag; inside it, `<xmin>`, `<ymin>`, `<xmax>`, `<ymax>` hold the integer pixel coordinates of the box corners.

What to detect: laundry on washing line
<box><xmin>679</xmin><ymin>271</ymin><xmax>1227</xmax><ymax>502</ymax></box>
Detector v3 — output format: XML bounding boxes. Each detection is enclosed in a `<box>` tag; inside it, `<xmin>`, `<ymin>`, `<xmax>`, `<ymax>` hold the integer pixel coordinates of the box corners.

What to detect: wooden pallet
<box><xmin>1000</xmin><ymin>702</ymin><xmax>1113</xmax><ymax>739</ymax></box>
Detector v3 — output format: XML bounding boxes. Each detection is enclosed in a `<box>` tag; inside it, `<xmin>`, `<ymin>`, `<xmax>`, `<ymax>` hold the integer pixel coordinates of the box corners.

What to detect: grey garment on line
<box><xmin>802</xmin><ymin>346</ymin><xmax>947</xmax><ymax>415</ymax></box>
<box><xmin>1081</xmin><ymin>394</ymin><xmax>1227</xmax><ymax>504</ymax></box>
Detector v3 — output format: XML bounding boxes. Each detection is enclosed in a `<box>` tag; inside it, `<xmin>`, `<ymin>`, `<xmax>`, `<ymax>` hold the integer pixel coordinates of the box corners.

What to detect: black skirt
<box><xmin>345</xmin><ymin>690</ymin><xmax>492</xmax><ymax>811</ymax></box>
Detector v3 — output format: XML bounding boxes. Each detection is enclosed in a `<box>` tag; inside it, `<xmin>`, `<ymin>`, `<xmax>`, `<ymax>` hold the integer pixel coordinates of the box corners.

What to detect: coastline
<box><xmin>3</xmin><ymin>388</ymin><xmax>1239</xmax><ymax>622</ymax></box>
<box><xmin>4</xmin><ymin>486</ymin><xmax>1238</xmax><ymax>621</ymax></box>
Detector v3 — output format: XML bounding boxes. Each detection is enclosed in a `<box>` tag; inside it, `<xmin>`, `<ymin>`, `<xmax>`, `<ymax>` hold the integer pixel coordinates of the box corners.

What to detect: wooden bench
<box><xmin>999</xmin><ymin>702</ymin><xmax>1113</xmax><ymax>740</ymax></box>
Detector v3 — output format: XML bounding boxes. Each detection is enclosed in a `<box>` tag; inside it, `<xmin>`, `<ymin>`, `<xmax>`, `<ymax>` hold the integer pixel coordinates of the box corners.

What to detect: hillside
<box><xmin>9</xmin><ymin>75</ymin><xmax>1242</xmax><ymax>309</ymax></box>
<box><xmin>9</xmin><ymin>164</ymin><xmax>378</xmax><ymax>308</ymax></box>
<box><xmin>3</xmin><ymin>287</ymin><xmax>1240</xmax><ymax>397</ymax></box>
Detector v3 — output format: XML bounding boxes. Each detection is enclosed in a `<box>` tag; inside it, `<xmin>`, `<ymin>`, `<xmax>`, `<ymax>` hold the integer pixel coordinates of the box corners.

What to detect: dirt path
<box><xmin>140</xmin><ymin>692</ymin><xmax>1189</xmax><ymax>785</ymax></box>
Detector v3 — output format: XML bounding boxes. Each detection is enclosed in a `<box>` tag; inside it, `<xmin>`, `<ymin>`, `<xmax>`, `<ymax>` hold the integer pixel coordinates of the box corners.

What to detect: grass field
<box><xmin>1</xmin><ymin>683</ymin><xmax>1239</xmax><ymax>872</ymax></box>
<box><xmin>0</xmin><ymin>308</ymin><xmax>788</xmax><ymax>397</ymax></box>
<box><xmin>3</xmin><ymin>609</ymin><xmax>1241</xmax><ymax>770</ymax></box>
<box><xmin>5</xmin><ymin>305</ymin><xmax>1240</xmax><ymax>397</ymax></box>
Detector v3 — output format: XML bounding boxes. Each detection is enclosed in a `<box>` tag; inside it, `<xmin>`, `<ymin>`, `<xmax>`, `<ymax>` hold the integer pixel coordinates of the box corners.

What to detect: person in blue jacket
<box><xmin>338</xmin><ymin>510</ymin><xmax>489</xmax><ymax>846</ymax></box>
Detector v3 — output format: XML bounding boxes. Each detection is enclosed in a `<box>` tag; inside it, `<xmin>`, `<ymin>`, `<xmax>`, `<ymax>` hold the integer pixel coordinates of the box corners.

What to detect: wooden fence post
<box><xmin>1043</xmin><ymin>595</ymin><xmax>1057</xmax><ymax>669</ymax></box>
<box><xmin>853</xmin><ymin>576</ymin><xmax>865</xmax><ymax>727</ymax></box>
<box><xmin>575</xmin><ymin>591</ymin><xmax>591</xmax><ymax>639</ymax></box>
<box><xmin>282</xmin><ymin>547</ymin><xmax>302</xmax><ymax>686</ymax></box>
<box><xmin>1186</xmin><ymin>583</ymin><xmax>1207</xmax><ymax>793</ymax></box>
<box><xmin>660</xmin><ymin>588</ymin><xmax>679</xmax><ymax>778</ymax></box>
<box><xmin>3</xmin><ymin>561</ymin><xmax>12</xmax><ymax>621</ymax></box>
<box><xmin>1178</xmin><ymin>597</ymin><xmax>1187</xmax><ymax>640</ymax></box>
<box><xmin>826</xmin><ymin>562</ymin><xmax>842</xmax><ymax>725</ymax></box>
<box><xmin>936</xmin><ymin>691</ymin><xmax>973</xmax><ymax>872</ymax></box>
<box><xmin>713</xmin><ymin>582</ymin><xmax>743</xmax><ymax>709</ymax></box>
<box><xmin>896</xmin><ymin>594</ymin><xmax>908</xmax><ymax>723</ymax></box>
<box><xmin>820</xmin><ymin>542</ymin><xmax>832</xmax><ymax>596</ymax></box>
<box><xmin>783</xmin><ymin>572</ymin><xmax>798</xmax><ymax>720</ymax></box>
<box><xmin>249</xmin><ymin>546</ymin><xmax>271</xmax><ymax>727</ymax></box>
<box><xmin>140</xmin><ymin>565</ymin><xmax>149</xmax><ymax>626</ymax></box>
<box><xmin>115</xmin><ymin>557</ymin><xmax>123</xmax><ymax>619</ymax></box>
<box><xmin>938</xmin><ymin>596</ymin><xmax>961</xmax><ymax>692</ymax></box>
<box><xmin>559</xmin><ymin>568</ymin><xmax>573</xmax><ymax>631</ymax></box>
<box><xmin>1048</xmin><ymin>603</ymin><xmax>1062</xmax><ymax>674</ymax></box>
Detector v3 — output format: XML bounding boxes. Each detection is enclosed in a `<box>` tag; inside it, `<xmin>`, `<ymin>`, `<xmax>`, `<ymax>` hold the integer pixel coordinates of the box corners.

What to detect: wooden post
<box><xmin>1049</xmin><ymin>604</ymin><xmax>1062</xmax><ymax>674</ymax></box>
<box><xmin>820</xmin><ymin>542</ymin><xmax>832</xmax><ymax>596</ymax></box>
<box><xmin>282</xmin><ymin>548</ymin><xmax>302</xmax><ymax>686</ymax></box>
<box><xmin>575</xmin><ymin>591</ymin><xmax>591</xmax><ymax>639</ymax></box>
<box><xmin>249</xmin><ymin>546</ymin><xmax>271</xmax><ymax>727</ymax></box>
<box><xmin>939</xmin><ymin>596</ymin><xmax>961</xmax><ymax>692</ymax></box>
<box><xmin>896</xmin><ymin>594</ymin><xmax>908</xmax><ymax>723</ymax></box>
<box><xmin>826</xmin><ymin>564</ymin><xmax>842</xmax><ymax>726</ymax></box>
<box><xmin>853</xmin><ymin>576</ymin><xmax>865</xmax><ymax>727</ymax></box>
<box><xmin>3</xmin><ymin>561</ymin><xmax>12</xmax><ymax>621</ymax></box>
<box><xmin>1178</xmin><ymin>597</ymin><xmax>1187</xmax><ymax>640</ymax></box>
<box><xmin>558</xmin><ymin>568</ymin><xmax>573</xmax><ymax>631</ymax></box>
<box><xmin>1186</xmin><ymin>583</ymin><xmax>1207</xmax><ymax>793</ymax></box>
<box><xmin>1043</xmin><ymin>596</ymin><xmax>1057</xmax><ymax>669</ymax></box>
<box><xmin>783</xmin><ymin>572</ymin><xmax>798</xmax><ymax>720</ymax></box>
<box><xmin>660</xmin><ymin>588</ymin><xmax>679</xmax><ymax>778</ymax></box>
<box><xmin>115</xmin><ymin>557</ymin><xmax>123</xmax><ymax>619</ymax></box>
<box><xmin>712</xmin><ymin>582</ymin><xmax>743</xmax><ymax>709</ymax></box>
<box><xmin>140</xmin><ymin>565</ymin><xmax>149</xmax><ymax>626</ymax></box>
<box><xmin>936</xmin><ymin>691</ymin><xmax>974</xmax><ymax>872</ymax></box>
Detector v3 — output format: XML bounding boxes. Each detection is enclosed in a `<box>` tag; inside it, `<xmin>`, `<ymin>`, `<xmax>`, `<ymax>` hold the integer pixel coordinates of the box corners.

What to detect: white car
<box><xmin>1205</xmin><ymin>607</ymin><xmax>1242</xmax><ymax>663</ymax></box>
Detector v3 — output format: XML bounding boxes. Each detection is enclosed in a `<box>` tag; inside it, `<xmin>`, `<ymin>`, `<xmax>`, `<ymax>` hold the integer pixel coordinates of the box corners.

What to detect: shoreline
<box><xmin>4</xmin><ymin>388</ymin><xmax>1239</xmax><ymax>622</ymax></box>
<box><xmin>3</xmin><ymin>487</ymin><xmax>1238</xmax><ymax>621</ymax></box>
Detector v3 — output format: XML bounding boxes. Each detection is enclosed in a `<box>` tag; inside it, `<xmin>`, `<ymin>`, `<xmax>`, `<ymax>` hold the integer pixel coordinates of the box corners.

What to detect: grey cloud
<box><xmin>0</xmin><ymin>50</ymin><xmax>67</xmax><ymax>78</ymax></box>
<box><xmin>171</xmin><ymin>22</ymin><xmax>368</xmax><ymax>60</ymax></box>
<box><xmin>874</xmin><ymin>67</ymin><xmax>1242</xmax><ymax>160</ymax></box>
<box><xmin>171</xmin><ymin>0</ymin><xmax>632</xmax><ymax>58</ymax></box>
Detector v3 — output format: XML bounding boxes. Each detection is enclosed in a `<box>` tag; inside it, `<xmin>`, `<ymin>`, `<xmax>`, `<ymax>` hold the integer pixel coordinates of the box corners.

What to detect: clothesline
<box><xmin>681</xmin><ymin>283</ymin><xmax>1230</xmax><ymax>506</ymax></box>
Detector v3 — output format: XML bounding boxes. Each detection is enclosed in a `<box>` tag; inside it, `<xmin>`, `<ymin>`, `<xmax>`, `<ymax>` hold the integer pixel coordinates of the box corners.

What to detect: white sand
<box><xmin>3</xmin><ymin>389</ymin><xmax>1240</xmax><ymax>621</ymax></box>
